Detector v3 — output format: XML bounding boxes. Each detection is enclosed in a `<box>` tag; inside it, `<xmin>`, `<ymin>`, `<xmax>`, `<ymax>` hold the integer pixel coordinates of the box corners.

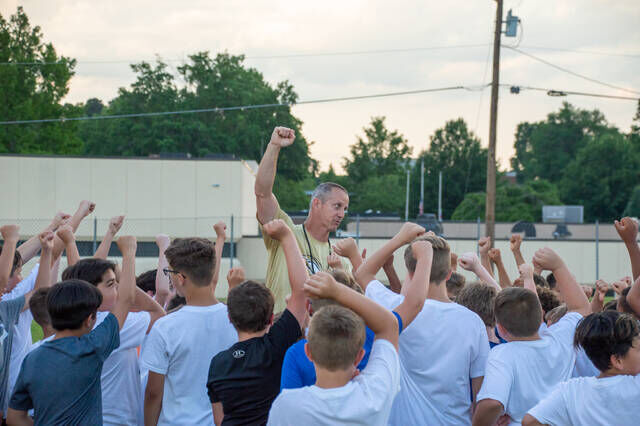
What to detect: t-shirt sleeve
<box><xmin>0</xmin><ymin>296</ymin><xmax>26</xmax><ymax>326</ymax></box>
<box><xmin>476</xmin><ymin>350</ymin><xmax>513</xmax><ymax>408</ymax></box>
<box><xmin>8</xmin><ymin>358</ymin><xmax>33</xmax><ymax>411</ymax></box>
<box><xmin>117</xmin><ymin>311</ymin><xmax>151</xmax><ymax>350</ymax></box>
<box><xmin>359</xmin><ymin>339</ymin><xmax>401</xmax><ymax>399</ymax></box>
<box><xmin>140</xmin><ymin>323</ymin><xmax>170</xmax><ymax>375</ymax></box>
<box><xmin>470</xmin><ymin>317</ymin><xmax>490</xmax><ymax>379</ymax></box>
<box><xmin>207</xmin><ymin>357</ymin><xmax>221</xmax><ymax>403</ymax></box>
<box><xmin>266</xmin><ymin>309</ymin><xmax>303</xmax><ymax>358</ymax></box>
<box><xmin>1</xmin><ymin>265</ymin><xmax>39</xmax><ymax>301</ymax></box>
<box><xmin>260</xmin><ymin>208</ymin><xmax>296</xmax><ymax>251</ymax></box>
<box><xmin>548</xmin><ymin>311</ymin><xmax>582</xmax><ymax>347</ymax></box>
<box><xmin>86</xmin><ymin>312</ymin><xmax>120</xmax><ymax>361</ymax></box>
<box><xmin>280</xmin><ymin>343</ymin><xmax>305</xmax><ymax>390</ymax></box>
<box><xmin>527</xmin><ymin>383</ymin><xmax>571</xmax><ymax>425</ymax></box>
<box><xmin>364</xmin><ymin>280</ymin><xmax>404</xmax><ymax>311</ymax></box>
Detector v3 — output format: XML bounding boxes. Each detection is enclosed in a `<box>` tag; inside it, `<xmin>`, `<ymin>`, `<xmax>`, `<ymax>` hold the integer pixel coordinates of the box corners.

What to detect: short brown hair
<box><xmin>311</xmin><ymin>270</ymin><xmax>363</xmax><ymax>313</ymax></box>
<box><xmin>307</xmin><ymin>305</ymin><xmax>366</xmax><ymax>371</ymax></box>
<box><xmin>164</xmin><ymin>238</ymin><xmax>215</xmax><ymax>287</ymax></box>
<box><xmin>494</xmin><ymin>287</ymin><xmax>542</xmax><ymax>337</ymax></box>
<box><xmin>227</xmin><ymin>280</ymin><xmax>275</xmax><ymax>332</ymax></box>
<box><xmin>536</xmin><ymin>285</ymin><xmax>561</xmax><ymax>314</ymax></box>
<box><xmin>533</xmin><ymin>274</ymin><xmax>549</xmax><ymax>288</ymax></box>
<box><xmin>456</xmin><ymin>282</ymin><xmax>497</xmax><ymax>327</ymax></box>
<box><xmin>404</xmin><ymin>234</ymin><xmax>450</xmax><ymax>283</ymax></box>
<box><xmin>545</xmin><ymin>304</ymin><xmax>567</xmax><ymax>326</ymax></box>
<box><xmin>446</xmin><ymin>272</ymin><xmax>466</xmax><ymax>300</ymax></box>
<box><xmin>29</xmin><ymin>288</ymin><xmax>51</xmax><ymax>327</ymax></box>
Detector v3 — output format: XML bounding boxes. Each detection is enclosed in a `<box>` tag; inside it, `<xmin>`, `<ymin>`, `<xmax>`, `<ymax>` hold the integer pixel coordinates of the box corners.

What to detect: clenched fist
<box><xmin>269</xmin><ymin>127</ymin><xmax>295</xmax><ymax>148</ymax></box>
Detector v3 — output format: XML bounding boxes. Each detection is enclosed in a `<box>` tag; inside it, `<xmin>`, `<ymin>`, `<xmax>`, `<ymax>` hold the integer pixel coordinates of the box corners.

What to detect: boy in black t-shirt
<box><xmin>207</xmin><ymin>219</ymin><xmax>307</xmax><ymax>426</ymax></box>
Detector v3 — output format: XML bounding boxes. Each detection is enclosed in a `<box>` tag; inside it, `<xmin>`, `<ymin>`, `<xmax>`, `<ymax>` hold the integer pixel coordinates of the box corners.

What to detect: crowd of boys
<box><xmin>1</xmin><ymin>127</ymin><xmax>639</xmax><ymax>426</ymax></box>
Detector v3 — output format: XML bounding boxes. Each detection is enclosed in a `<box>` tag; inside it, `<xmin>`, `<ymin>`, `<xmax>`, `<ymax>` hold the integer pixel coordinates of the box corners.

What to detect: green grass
<box><xmin>31</xmin><ymin>320</ymin><xmax>43</xmax><ymax>343</ymax></box>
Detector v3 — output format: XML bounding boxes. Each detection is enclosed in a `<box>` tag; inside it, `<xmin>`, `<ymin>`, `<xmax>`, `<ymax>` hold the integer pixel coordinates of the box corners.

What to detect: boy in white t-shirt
<box><xmin>473</xmin><ymin>248</ymin><xmax>591</xmax><ymax>426</ymax></box>
<box><xmin>268</xmin><ymin>241</ymin><xmax>432</xmax><ymax>425</ymax></box>
<box><xmin>141</xmin><ymin>237</ymin><xmax>237</xmax><ymax>426</ymax></box>
<box><xmin>523</xmin><ymin>310</ymin><xmax>640</xmax><ymax>426</ymax></box>
<box><xmin>360</xmin><ymin>232</ymin><xmax>489</xmax><ymax>426</ymax></box>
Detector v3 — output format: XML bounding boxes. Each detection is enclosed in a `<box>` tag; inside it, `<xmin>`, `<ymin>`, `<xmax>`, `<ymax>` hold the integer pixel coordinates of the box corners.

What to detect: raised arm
<box><xmin>510</xmin><ymin>234</ymin><xmax>525</xmax><ymax>267</ymax></box>
<box><xmin>478</xmin><ymin>237</ymin><xmax>494</xmax><ymax>278</ymax></box>
<box><xmin>212</xmin><ymin>222</ymin><xmax>227</xmax><ymax>287</ymax></box>
<box><xmin>131</xmin><ymin>287</ymin><xmax>166</xmax><ymax>333</ymax></box>
<box><xmin>628</xmin><ymin>275</ymin><xmax>640</xmax><ymax>317</ymax></box>
<box><xmin>393</xmin><ymin>240</ymin><xmax>432</xmax><ymax>328</ymax></box>
<box><xmin>533</xmin><ymin>248</ymin><xmax>590</xmax><ymax>316</ymax></box>
<box><xmin>590</xmin><ymin>279</ymin><xmax>609</xmax><ymax>313</ymax></box>
<box><xmin>51</xmin><ymin>201</ymin><xmax>95</xmax><ymax>263</ymax></box>
<box><xmin>263</xmin><ymin>219</ymin><xmax>308</xmax><ymax>324</ymax></box>
<box><xmin>57</xmin><ymin>225</ymin><xmax>80</xmax><ymax>267</ymax></box>
<box><xmin>255</xmin><ymin>127</ymin><xmax>295</xmax><ymax>225</ymax></box>
<box><xmin>354</xmin><ymin>222</ymin><xmax>426</xmax><ymax>291</ymax></box>
<box><xmin>0</xmin><ymin>224</ymin><xmax>20</xmax><ymax>294</ymax></box>
<box><xmin>518</xmin><ymin>263</ymin><xmax>536</xmax><ymax>293</ymax></box>
<box><xmin>111</xmin><ymin>236</ymin><xmax>137</xmax><ymax>329</ymax></box>
<box><xmin>459</xmin><ymin>252</ymin><xmax>501</xmax><ymax>292</ymax></box>
<box><xmin>305</xmin><ymin>272</ymin><xmax>399</xmax><ymax>349</ymax></box>
<box><xmin>614</xmin><ymin>217</ymin><xmax>640</xmax><ymax>280</ymax></box>
<box><xmin>226</xmin><ymin>267</ymin><xmax>246</xmax><ymax>294</ymax></box>
<box><xmin>332</xmin><ymin>238</ymin><xmax>363</xmax><ymax>271</ymax></box>
<box><xmin>21</xmin><ymin>232</ymin><xmax>55</xmax><ymax>312</ymax></box>
<box><xmin>154</xmin><ymin>234</ymin><xmax>171</xmax><ymax>308</ymax></box>
<box><xmin>383</xmin><ymin>254</ymin><xmax>403</xmax><ymax>294</ymax></box>
<box><xmin>16</xmin><ymin>212</ymin><xmax>69</xmax><ymax>264</ymax></box>
<box><xmin>94</xmin><ymin>215</ymin><xmax>124</xmax><ymax>259</ymax></box>
<box><xmin>489</xmin><ymin>248</ymin><xmax>513</xmax><ymax>288</ymax></box>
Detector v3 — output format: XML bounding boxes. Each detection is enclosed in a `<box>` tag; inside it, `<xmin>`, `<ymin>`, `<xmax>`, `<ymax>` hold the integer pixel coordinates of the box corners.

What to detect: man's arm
<box><xmin>255</xmin><ymin>127</ymin><xmax>295</xmax><ymax>225</ymax></box>
<box><xmin>472</xmin><ymin>399</ymin><xmax>505</xmax><ymax>426</ymax></box>
<box><xmin>212</xmin><ymin>222</ymin><xmax>226</xmax><ymax>287</ymax></box>
<box><xmin>56</xmin><ymin>224</ymin><xmax>80</xmax><ymax>266</ymax></box>
<box><xmin>154</xmin><ymin>234</ymin><xmax>171</xmax><ymax>308</ymax></box>
<box><xmin>262</xmin><ymin>219</ymin><xmax>307</xmax><ymax>325</ymax></box>
<box><xmin>332</xmin><ymin>238</ymin><xmax>364</xmax><ymax>271</ymax></box>
<box><xmin>353</xmin><ymin>222</ymin><xmax>426</xmax><ymax>291</ymax></box>
<box><xmin>144</xmin><ymin>371</ymin><xmax>165</xmax><ymax>426</ymax></box>
<box><xmin>489</xmin><ymin>248</ymin><xmax>512</xmax><ymax>288</ymax></box>
<box><xmin>111</xmin><ymin>236</ymin><xmax>137</xmax><ymax>329</ymax></box>
<box><xmin>392</xmin><ymin>241</ymin><xmax>432</xmax><ymax>329</ymax></box>
<box><xmin>533</xmin><ymin>248</ymin><xmax>590</xmax><ymax>316</ymax></box>
<box><xmin>459</xmin><ymin>252</ymin><xmax>501</xmax><ymax>292</ymax></box>
<box><xmin>51</xmin><ymin>201</ymin><xmax>95</xmax><ymax>264</ymax></box>
<box><xmin>305</xmin><ymin>272</ymin><xmax>399</xmax><ymax>348</ymax></box>
<box><xmin>6</xmin><ymin>408</ymin><xmax>33</xmax><ymax>426</ymax></box>
<box><xmin>510</xmin><ymin>234</ymin><xmax>525</xmax><ymax>267</ymax></box>
<box><xmin>615</xmin><ymin>217</ymin><xmax>640</xmax><ymax>280</ymax></box>
<box><xmin>0</xmin><ymin>224</ymin><xmax>19</xmax><ymax>294</ymax></box>
<box><xmin>94</xmin><ymin>215</ymin><xmax>124</xmax><ymax>259</ymax></box>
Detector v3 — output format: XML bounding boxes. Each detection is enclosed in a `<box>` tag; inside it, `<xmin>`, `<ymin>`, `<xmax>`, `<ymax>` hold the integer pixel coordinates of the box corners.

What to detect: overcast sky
<box><xmin>3</xmin><ymin>0</ymin><xmax>639</xmax><ymax>172</ymax></box>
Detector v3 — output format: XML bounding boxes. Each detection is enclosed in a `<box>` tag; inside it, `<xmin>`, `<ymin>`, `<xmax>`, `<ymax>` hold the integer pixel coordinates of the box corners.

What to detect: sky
<box><xmin>2</xmin><ymin>0</ymin><xmax>639</xmax><ymax>172</ymax></box>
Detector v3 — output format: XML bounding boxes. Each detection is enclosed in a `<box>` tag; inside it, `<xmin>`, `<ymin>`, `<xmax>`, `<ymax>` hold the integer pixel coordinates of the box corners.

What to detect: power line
<box><xmin>518</xmin><ymin>45</ymin><xmax>640</xmax><ymax>59</ymax></box>
<box><xmin>504</xmin><ymin>46</ymin><xmax>640</xmax><ymax>95</ymax></box>
<box><xmin>501</xmin><ymin>84</ymin><xmax>639</xmax><ymax>100</ymax></box>
<box><xmin>0</xmin><ymin>84</ymin><xmax>484</xmax><ymax>125</ymax></box>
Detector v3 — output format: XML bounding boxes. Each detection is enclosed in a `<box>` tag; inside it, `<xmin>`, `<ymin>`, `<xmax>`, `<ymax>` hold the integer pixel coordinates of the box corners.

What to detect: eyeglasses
<box><xmin>162</xmin><ymin>268</ymin><xmax>184</xmax><ymax>283</ymax></box>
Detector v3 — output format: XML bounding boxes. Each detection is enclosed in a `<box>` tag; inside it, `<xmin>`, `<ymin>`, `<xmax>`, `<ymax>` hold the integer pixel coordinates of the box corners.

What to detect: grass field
<box><xmin>31</xmin><ymin>320</ymin><xmax>44</xmax><ymax>343</ymax></box>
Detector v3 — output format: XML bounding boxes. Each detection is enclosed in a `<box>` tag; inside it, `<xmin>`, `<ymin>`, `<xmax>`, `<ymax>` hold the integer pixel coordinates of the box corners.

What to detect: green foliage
<box><xmin>623</xmin><ymin>185</ymin><xmax>640</xmax><ymax>218</ymax></box>
<box><xmin>561</xmin><ymin>132</ymin><xmax>640</xmax><ymax>222</ymax></box>
<box><xmin>411</xmin><ymin>118</ymin><xmax>488</xmax><ymax>219</ymax></box>
<box><xmin>0</xmin><ymin>7</ymin><xmax>83</xmax><ymax>154</ymax></box>
<box><xmin>272</xmin><ymin>176</ymin><xmax>317</xmax><ymax>212</ymax></box>
<box><xmin>451</xmin><ymin>180</ymin><xmax>562</xmax><ymax>222</ymax></box>
<box><xmin>349</xmin><ymin>174</ymin><xmax>406</xmax><ymax>216</ymax></box>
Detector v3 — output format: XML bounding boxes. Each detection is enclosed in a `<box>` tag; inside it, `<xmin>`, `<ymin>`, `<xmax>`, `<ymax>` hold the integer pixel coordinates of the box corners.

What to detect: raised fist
<box><xmin>227</xmin><ymin>267</ymin><xmax>246</xmax><ymax>290</ymax></box>
<box><xmin>116</xmin><ymin>236</ymin><xmax>137</xmax><ymax>255</ymax></box>
<box><xmin>213</xmin><ymin>221</ymin><xmax>227</xmax><ymax>240</ymax></box>
<box><xmin>269</xmin><ymin>127</ymin><xmax>295</xmax><ymax>148</ymax></box>
<box><xmin>518</xmin><ymin>263</ymin><xmax>534</xmax><ymax>280</ymax></box>
<box><xmin>0</xmin><ymin>224</ymin><xmax>20</xmax><ymax>241</ymax></box>
<box><xmin>532</xmin><ymin>247</ymin><xmax>564</xmax><ymax>272</ymax></box>
<box><xmin>614</xmin><ymin>217</ymin><xmax>638</xmax><ymax>245</ymax></box>
<box><xmin>51</xmin><ymin>212</ymin><xmax>71</xmax><ymax>230</ymax></box>
<box><xmin>488</xmin><ymin>248</ymin><xmax>502</xmax><ymax>263</ymax></box>
<box><xmin>510</xmin><ymin>234</ymin><xmax>522</xmax><ymax>251</ymax></box>
<box><xmin>155</xmin><ymin>234</ymin><xmax>170</xmax><ymax>250</ymax></box>
<box><xmin>56</xmin><ymin>225</ymin><xmax>75</xmax><ymax>244</ymax></box>
<box><xmin>332</xmin><ymin>238</ymin><xmax>358</xmax><ymax>259</ymax></box>
<box><xmin>263</xmin><ymin>219</ymin><xmax>291</xmax><ymax>241</ymax></box>
<box><xmin>39</xmin><ymin>231</ymin><xmax>55</xmax><ymax>251</ymax></box>
<box><xmin>612</xmin><ymin>279</ymin><xmax>630</xmax><ymax>296</ymax></box>
<box><xmin>327</xmin><ymin>253</ymin><xmax>342</xmax><ymax>270</ymax></box>
<box><xmin>109</xmin><ymin>216</ymin><xmax>125</xmax><ymax>235</ymax></box>
<box><xmin>595</xmin><ymin>280</ymin><xmax>609</xmax><ymax>302</ymax></box>
<box><xmin>397</xmin><ymin>222</ymin><xmax>426</xmax><ymax>245</ymax></box>
<box><xmin>78</xmin><ymin>200</ymin><xmax>96</xmax><ymax>218</ymax></box>
<box><xmin>478</xmin><ymin>237</ymin><xmax>491</xmax><ymax>255</ymax></box>
<box><xmin>458</xmin><ymin>252</ymin><xmax>480</xmax><ymax>272</ymax></box>
<box><xmin>304</xmin><ymin>272</ymin><xmax>339</xmax><ymax>300</ymax></box>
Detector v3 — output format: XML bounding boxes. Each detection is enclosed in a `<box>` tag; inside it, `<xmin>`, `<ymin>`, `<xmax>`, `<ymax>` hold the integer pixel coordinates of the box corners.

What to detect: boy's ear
<box><xmin>610</xmin><ymin>353</ymin><xmax>625</xmax><ymax>372</ymax></box>
<box><xmin>268</xmin><ymin>313</ymin><xmax>274</xmax><ymax>326</ymax></box>
<box><xmin>496</xmin><ymin>322</ymin><xmax>510</xmax><ymax>342</ymax></box>
<box><xmin>304</xmin><ymin>342</ymin><xmax>314</xmax><ymax>362</ymax></box>
<box><xmin>353</xmin><ymin>347</ymin><xmax>365</xmax><ymax>367</ymax></box>
<box><xmin>445</xmin><ymin>269</ymin><xmax>453</xmax><ymax>282</ymax></box>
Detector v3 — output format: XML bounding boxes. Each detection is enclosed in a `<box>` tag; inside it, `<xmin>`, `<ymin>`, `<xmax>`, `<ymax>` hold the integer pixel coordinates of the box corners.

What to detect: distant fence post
<box><xmin>356</xmin><ymin>214</ymin><xmax>360</xmax><ymax>246</ymax></box>
<box><xmin>92</xmin><ymin>217</ymin><xmax>98</xmax><ymax>254</ymax></box>
<box><xmin>230</xmin><ymin>215</ymin><xmax>235</xmax><ymax>269</ymax></box>
<box><xmin>476</xmin><ymin>217</ymin><xmax>481</xmax><ymax>256</ymax></box>
<box><xmin>595</xmin><ymin>219</ymin><xmax>599</xmax><ymax>281</ymax></box>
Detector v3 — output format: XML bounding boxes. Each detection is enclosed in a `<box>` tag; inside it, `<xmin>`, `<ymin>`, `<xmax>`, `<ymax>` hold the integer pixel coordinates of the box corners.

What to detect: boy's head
<box><xmin>306</xmin><ymin>305</ymin><xmax>366</xmax><ymax>372</ymax></box>
<box><xmin>166</xmin><ymin>294</ymin><xmax>186</xmax><ymax>312</ymax></box>
<box><xmin>0</xmin><ymin>244</ymin><xmax>23</xmax><ymax>292</ymax></box>
<box><xmin>446</xmin><ymin>272</ymin><xmax>466</xmax><ymax>301</ymax></box>
<box><xmin>310</xmin><ymin>270</ymin><xmax>362</xmax><ymax>314</ymax></box>
<box><xmin>545</xmin><ymin>272</ymin><xmax>556</xmax><ymax>289</ymax></box>
<box><xmin>29</xmin><ymin>288</ymin><xmax>51</xmax><ymax>329</ymax></box>
<box><xmin>404</xmin><ymin>234</ymin><xmax>451</xmax><ymax>284</ymax></box>
<box><xmin>545</xmin><ymin>303</ymin><xmax>567</xmax><ymax>326</ymax></box>
<box><xmin>533</xmin><ymin>274</ymin><xmax>549</xmax><ymax>288</ymax></box>
<box><xmin>536</xmin><ymin>285</ymin><xmax>561</xmax><ymax>315</ymax></box>
<box><xmin>227</xmin><ymin>280</ymin><xmax>274</xmax><ymax>333</ymax></box>
<box><xmin>47</xmin><ymin>279</ymin><xmax>103</xmax><ymax>331</ymax></box>
<box><xmin>62</xmin><ymin>259</ymin><xmax>117</xmax><ymax>311</ymax></box>
<box><xmin>574</xmin><ymin>311</ymin><xmax>640</xmax><ymax>375</ymax></box>
<box><xmin>494</xmin><ymin>287</ymin><xmax>543</xmax><ymax>339</ymax></box>
<box><xmin>456</xmin><ymin>282</ymin><xmax>497</xmax><ymax>328</ymax></box>
<box><xmin>164</xmin><ymin>238</ymin><xmax>215</xmax><ymax>293</ymax></box>
<box><xmin>136</xmin><ymin>269</ymin><xmax>157</xmax><ymax>296</ymax></box>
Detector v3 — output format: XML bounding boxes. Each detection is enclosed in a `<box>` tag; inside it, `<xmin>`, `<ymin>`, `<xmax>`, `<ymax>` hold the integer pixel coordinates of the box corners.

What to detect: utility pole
<box><xmin>438</xmin><ymin>171</ymin><xmax>443</xmax><ymax>221</ymax></box>
<box><xmin>405</xmin><ymin>169</ymin><xmax>410</xmax><ymax>221</ymax></box>
<box><xmin>419</xmin><ymin>159</ymin><xmax>424</xmax><ymax>216</ymax></box>
<box><xmin>485</xmin><ymin>0</ymin><xmax>504</xmax><ymax>244</ymax></box>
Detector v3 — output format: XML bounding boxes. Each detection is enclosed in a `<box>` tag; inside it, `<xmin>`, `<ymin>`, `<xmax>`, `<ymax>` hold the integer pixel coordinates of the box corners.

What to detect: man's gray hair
<box><xmin>309</xmin><ymin>182</ymin><xmax>348</xmax><ymax>209</ymax></box>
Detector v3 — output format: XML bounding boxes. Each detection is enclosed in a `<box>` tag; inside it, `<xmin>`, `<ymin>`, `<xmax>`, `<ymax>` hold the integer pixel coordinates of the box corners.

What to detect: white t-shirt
<box><xmin>95</xmin><ymin>310</ymin><xmax>151</xmax><ymax>426</ymax></box>
<box><xmin>366</xmin><ymin>280</ymin><xmax>489</xmax><ymax>426</ymax></box>
<box><xmin>477</xmin><ymin>311</ymin><xmax>582</xmax><ymax>425</ymax></box>
<box><xmin>267</xmin><ymin>339</ymin><xmax>400</xmax><ymax>426</ymax></box>
<box><xmin>528</xmin><ymin>375</ymin><xmax>640</xmax><ymax>426</ymax></box>
<box><xmin>140</xmin><ymin>303</ymin><xmax>237</xmax><ymax>426</ymax></box>
<box><xmin>1</xmin><ymin>264</ymin><xmax>38</xmax><ymax>398</ymax></box>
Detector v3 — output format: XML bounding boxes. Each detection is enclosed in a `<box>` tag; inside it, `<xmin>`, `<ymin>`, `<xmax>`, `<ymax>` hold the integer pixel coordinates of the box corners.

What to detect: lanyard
<box><xmin>302</xmin><ymin>224</ymin><xmax>331</xmax><ymax>274</ymax></box>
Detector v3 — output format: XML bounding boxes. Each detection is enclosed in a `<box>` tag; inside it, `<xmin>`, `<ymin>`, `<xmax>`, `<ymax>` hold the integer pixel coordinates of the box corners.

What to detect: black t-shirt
<box><xmin>207</xmin><ymin>309</ymin><xmax>302</xmax><ymax>426</ymax></box>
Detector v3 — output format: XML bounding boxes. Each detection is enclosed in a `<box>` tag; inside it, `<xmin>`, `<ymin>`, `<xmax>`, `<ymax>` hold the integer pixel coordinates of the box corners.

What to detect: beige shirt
<box><xmin>261</xmin><ymin>208</ymin><xmax>351</xmax><ymax>313</ymax></box>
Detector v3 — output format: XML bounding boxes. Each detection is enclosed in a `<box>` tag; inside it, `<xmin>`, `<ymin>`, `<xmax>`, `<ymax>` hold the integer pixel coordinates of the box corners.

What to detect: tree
<box><xmin>623</xmin><ymin>185</ymin><xmax>640</xmax><ymax>218</ymax></box>
<box><xmin>0</xmin><ymin>7</ymin><xmax>82</xmax><ymax>154</ymax></box>
<box><xmin>342</xmin><ymin>117</ymin><xmax>412</xmax><ymax>183</ymax></box>
<box><xmin>349</xmin><ymin>174</ymin><xmax>407</xmax><ymax>217</ymax></box>
<box><xmin>451</xmin><ymin>179</ymin><xmax>562</xmax><ymax>222</ymax></box>
<box><xmin>510</xmin><ymin>102</ymin><xmax>615</xmax><ymax>184</ymax></box>
<box><xmin>84</xmin><ymin>98</ymin><xmax>104</xmax><ymax>116</ymax></box>
<box><xmin>411</xmin><ymin>118</ymin><xmax>488</xmax><ymax>219</ymax></box>
<box><xmin>560</xmin><ymin>132</ymin><xmax>640</xmax><ymax>222</ymax></box>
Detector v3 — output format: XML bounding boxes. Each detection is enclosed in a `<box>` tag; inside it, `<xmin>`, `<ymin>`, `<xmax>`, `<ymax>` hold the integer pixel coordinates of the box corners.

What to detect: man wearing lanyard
<box><xmin>255</xmin><ymin>127</ymin><xmax>351</xmax><ymax>313</ymax></box>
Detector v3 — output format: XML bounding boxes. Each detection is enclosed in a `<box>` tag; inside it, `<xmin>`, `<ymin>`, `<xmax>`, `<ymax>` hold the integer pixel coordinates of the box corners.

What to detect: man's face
<box><xmin>96</xmin><ymin>269</ymin><xmax>118</xmax><ymax>311</ymax></box>
<box><xmin>314</xmin><ymin>189</ymin><xmax>349</xmax><ymax>232</ymax></box>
